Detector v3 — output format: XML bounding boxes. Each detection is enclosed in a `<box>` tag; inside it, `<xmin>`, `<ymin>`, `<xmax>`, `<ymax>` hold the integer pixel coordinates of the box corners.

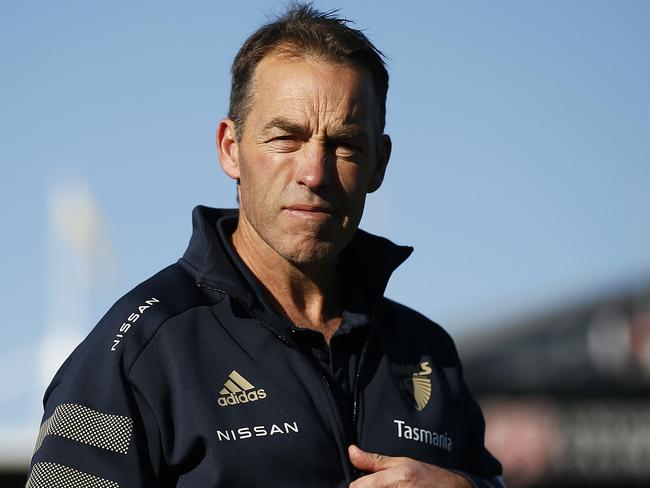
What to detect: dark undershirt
<box><xmin>288</xmin><ymin>311</ymin><xmax>370</xmax><ymax>445</ymax></box>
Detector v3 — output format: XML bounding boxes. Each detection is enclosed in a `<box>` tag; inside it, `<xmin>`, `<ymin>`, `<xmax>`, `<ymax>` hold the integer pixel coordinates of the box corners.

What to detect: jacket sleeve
<box><xmin>26</xmin><ymin>324</ymin><xmax>167</xmax><ymax>487</ymax></box>
<box><xmin>451</xmin><ymin>368</ymin><xmax>506</xmax><ymax>488</ymax></box>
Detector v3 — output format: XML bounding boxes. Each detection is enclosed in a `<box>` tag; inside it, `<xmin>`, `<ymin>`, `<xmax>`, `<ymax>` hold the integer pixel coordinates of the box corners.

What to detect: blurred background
<box><xmin>1</xmin><ymin>1</ymin><xmax>648</xmax><ymax>486</ymax></box>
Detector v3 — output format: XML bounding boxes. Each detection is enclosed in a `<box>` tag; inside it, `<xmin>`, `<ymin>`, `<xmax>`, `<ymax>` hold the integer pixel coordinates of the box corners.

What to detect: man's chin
<box><xmin>279</xmin><ymin>239</ymin><xmax>342</xmax><ymax>267</ymax></box>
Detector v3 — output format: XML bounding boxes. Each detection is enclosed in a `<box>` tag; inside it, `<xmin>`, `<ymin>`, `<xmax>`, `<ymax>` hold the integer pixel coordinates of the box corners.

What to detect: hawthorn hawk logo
<box><xmin>411</xmin><ymin>361</ymin><xmax>433</xmax><ymax>411</ymax></box>
<box><xmin>392</xmin><ymin>360</ymin><xmax>434</xmax><ymax>411</ymax></box>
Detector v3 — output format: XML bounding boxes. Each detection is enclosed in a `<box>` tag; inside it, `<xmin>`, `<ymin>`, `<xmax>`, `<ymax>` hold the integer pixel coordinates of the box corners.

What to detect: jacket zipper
<box><xmin>304</xmin><ymin>351</ymin><xmax>355</xmax><ymax>482</ymax></box>
<box><xmin>352</xmin><ymin>321</ymin><xmax>376</xmax><ymax>446</ymax></box>
<box><xmin>198</xmin><ymin>282</ymin><xmax>355</xmax><ymax>483</ymax></box>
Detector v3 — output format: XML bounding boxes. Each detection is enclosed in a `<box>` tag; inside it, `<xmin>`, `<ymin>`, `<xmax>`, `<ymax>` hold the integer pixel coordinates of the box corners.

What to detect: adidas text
<box><xmin>217</xmin><ymin>389</ymin><xmax>266</xmax><ymax>407</ymax></box>
<box><xmin>218</xmin><ymin>370</ymin><xmax>267</xmax><ymax>407</ymax></box>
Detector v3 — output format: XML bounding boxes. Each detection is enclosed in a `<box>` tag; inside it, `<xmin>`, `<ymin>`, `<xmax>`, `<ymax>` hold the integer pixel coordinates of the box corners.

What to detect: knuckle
<box><xmin>399</xmin><ymin>464</ymin><xmax>415</xmax><ymax>482</ymax></box>
<box><xmin>370</xmin><ymin>453</ymin><xmax>384</xmax><ymax>467</ymax></box>
<box><xmin>349</xmin><ymin>477</ymin><xmax>365</xmax><ymax>488</ymax></box>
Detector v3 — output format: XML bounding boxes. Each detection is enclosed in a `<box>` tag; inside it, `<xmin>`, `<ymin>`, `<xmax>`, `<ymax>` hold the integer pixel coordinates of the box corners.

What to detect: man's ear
<box><xmin>217</xmin><ymin>118</ymin><xmax>241</xmax><ymax>180</ymax></box>
<box><xmin>368</xmin><ymin>134</ymin><xmax>391</xmax><ymax>193</ymax></box>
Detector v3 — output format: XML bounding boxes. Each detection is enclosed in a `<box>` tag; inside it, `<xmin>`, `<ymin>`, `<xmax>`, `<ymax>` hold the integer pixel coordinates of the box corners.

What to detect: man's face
<box><xmin>218</xmin><ymin>52</ymin><xmax>390</xmax><ymax>265</ymax></box>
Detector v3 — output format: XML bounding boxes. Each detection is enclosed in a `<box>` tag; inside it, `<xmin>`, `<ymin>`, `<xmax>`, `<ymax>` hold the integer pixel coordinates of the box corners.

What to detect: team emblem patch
<box><xmin>411</xmin><ymin>362</ymin><xmax>432</xmax><ymax>411</ymax></box>
<box><xmin>393</xmin><ymin>360</ymin><xmax>433</xmax><ymax>411</ymax></box>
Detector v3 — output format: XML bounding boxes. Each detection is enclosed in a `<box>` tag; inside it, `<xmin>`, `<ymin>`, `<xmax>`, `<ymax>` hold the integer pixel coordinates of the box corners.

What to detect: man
<box><xmin>27</xmin><ymin>5</ymin><xmax>503</xmax><ymax>487</ymax></box>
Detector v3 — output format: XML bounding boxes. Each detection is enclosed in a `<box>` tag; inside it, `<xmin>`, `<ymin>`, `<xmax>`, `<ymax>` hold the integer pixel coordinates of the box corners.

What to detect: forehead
<box><xmin>248</xmin><ymin>52</ymin><xmax>377</xmax><ymax>129</ymax></box>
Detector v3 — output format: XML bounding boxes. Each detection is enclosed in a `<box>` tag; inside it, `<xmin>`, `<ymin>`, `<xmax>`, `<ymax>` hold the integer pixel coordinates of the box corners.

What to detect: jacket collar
<box><xmin>181</xmin><ymin>205</ymin><xmax>413</xmax><ymax>312</ymax></box>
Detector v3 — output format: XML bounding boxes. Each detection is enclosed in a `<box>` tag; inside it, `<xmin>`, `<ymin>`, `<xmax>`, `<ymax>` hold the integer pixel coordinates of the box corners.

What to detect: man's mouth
<box><xmin>284</xmin><ymin>204</ymin><xmax>336</xmax><ymax>221</ymax></box>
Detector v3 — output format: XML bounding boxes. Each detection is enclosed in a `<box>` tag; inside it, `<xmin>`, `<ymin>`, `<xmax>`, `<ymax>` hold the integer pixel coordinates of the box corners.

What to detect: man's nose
<box><xmin>295</xmin><ymin>143</ymin><xmax>334</xmax><ymax>190</ymax></box>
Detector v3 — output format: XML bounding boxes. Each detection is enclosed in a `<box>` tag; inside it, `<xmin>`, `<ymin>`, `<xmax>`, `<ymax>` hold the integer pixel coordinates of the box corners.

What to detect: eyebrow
<box><xmin>262</xmin><ymin>116</ymin><xmax>368</xmax><ymax>141</ymax></box>
<box><xmin>262</xmin><ymin>117</ymin><xmax>307</xmax><ymax>135</ymax></box>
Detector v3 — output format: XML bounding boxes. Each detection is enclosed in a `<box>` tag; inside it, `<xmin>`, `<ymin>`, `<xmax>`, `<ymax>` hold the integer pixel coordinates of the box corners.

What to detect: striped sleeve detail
<box><xmin>26</xmin><ymin>462</ymin><xmax>119</xmax><ymax>488</ymax></box>
<box><xmin>33</xmin><ymin>403</ymin><xmax>133</xmax><ymax>455</ymax></box>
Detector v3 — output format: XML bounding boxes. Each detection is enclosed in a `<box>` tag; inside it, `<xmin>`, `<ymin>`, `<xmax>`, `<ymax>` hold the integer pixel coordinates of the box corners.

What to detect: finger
<box><xmin>349</xmin><ymin>466</ymin><xmax>410</xmax><ymax>488</ymax></box>
<box><xmin>348</xmin><ymin>445</ymin><xmax>399</xmax><ymax>473</ymax></box>
<box><xmin>348</xmin><ymin>445</ymin><xmax>380</xmax><ymax>473</ymax></box>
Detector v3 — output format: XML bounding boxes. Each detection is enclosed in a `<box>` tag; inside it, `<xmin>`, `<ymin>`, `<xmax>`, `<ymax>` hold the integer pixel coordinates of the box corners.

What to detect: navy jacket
<box><xmin>27</xmin><ymin>206</ymin><xmax>503</xmax><ymax>487</ymax></box>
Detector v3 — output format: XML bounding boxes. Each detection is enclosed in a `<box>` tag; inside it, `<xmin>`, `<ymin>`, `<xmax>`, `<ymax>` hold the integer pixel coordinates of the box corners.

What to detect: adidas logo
<box><xmin>217</xmin><ymin>370</ymin><xmax>267</xmax><ymax>407</ymax></box>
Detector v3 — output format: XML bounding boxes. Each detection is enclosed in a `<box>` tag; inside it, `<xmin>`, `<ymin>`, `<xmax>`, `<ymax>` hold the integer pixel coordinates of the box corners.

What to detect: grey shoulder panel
<box><xmin>26</xmin><ymin>462</ymin><xmax>120</xmax><ymax>488</ymax></box>
<box><xmin>34</xmin><ymin>403</ymin><xmax>133</xmax><ymax>456</ymax></box>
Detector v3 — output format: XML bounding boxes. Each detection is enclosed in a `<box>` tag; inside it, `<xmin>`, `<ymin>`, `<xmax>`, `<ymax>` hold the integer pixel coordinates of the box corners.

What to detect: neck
<box><xmin>231</xmin><ymin>214</ymin><xmax>343</xmax><ymax>342</ymax></box>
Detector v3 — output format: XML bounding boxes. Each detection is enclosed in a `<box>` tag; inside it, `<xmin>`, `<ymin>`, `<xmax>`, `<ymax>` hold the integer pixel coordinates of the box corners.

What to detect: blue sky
<box><xmin>1</xmin><ymin>0</ymin><xmax>649</xmax><ymax>460</ymax></box>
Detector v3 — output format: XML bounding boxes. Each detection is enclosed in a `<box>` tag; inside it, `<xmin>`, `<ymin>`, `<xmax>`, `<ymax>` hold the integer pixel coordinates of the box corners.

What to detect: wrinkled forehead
<box><xmin>248</xmin><ymin>51</ymin><xmax>379</xmax><ymax>132</ymax></box>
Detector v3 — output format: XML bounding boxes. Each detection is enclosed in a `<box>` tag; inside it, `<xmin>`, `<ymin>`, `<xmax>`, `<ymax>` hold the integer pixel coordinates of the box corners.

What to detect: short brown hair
<box><xmin>228</xmin><ymin>3</ymin><xmax>389</xmax><ymax>139</ymax></box>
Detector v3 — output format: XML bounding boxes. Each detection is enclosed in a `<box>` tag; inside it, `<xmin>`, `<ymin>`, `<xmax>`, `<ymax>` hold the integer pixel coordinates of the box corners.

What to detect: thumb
<box><xmin>348</xmin><ymin>445</ymin><xmax>390</xmax><ymax>473</ymax></box>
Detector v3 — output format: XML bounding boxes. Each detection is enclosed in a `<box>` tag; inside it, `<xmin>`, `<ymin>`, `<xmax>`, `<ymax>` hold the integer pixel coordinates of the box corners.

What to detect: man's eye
<box><xmin>270</xmin><ymin>135</ymin><xmax>300</xmax><ymax>143</ymax></box>
<box><xmin>335</xmin><ymin>143</ymin><xmax>362</xmax><ymax>157</ymax></box>
<box><xmin>268</xmin><ymin>135</ymin><xmax>301</xmax><ymax>151</ymax></box>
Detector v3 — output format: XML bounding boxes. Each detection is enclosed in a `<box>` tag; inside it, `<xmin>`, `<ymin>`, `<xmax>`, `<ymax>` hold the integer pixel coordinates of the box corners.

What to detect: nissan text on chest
<box><xmin>27</xmin><ymin>3</ymin><xmax>505</xmax><ymax>487</ymax></box>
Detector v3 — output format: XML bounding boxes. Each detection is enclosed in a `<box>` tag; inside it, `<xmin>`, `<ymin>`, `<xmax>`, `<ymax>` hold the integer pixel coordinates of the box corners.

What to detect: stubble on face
<box><xmin>232</xmin><ymin>52</ymin><xmax>384</xmax><ymax>269</ymax></box>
